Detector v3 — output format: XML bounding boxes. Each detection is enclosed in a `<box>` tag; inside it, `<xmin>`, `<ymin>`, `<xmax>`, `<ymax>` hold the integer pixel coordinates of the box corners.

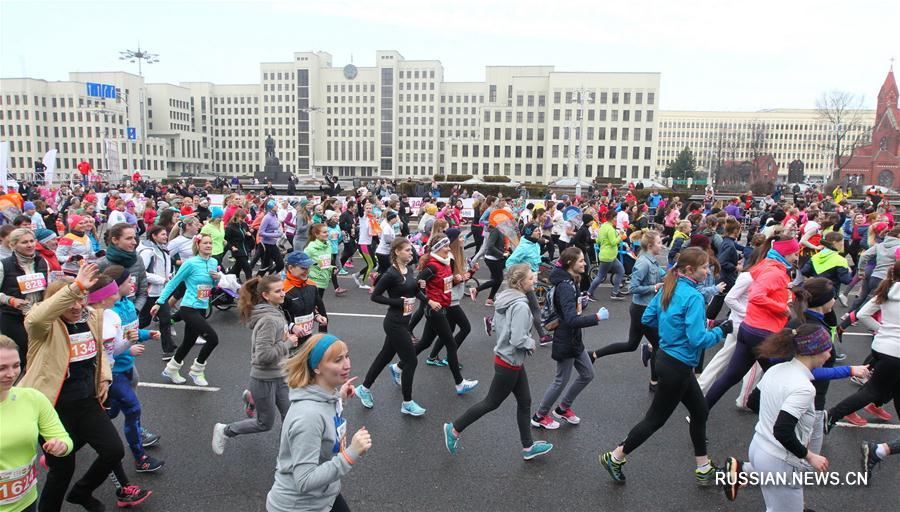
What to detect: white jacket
<box><xmin>138</xmin><ymin>240</ymin><xmax>172</xmax><ymax>298</ymax></box>
<box><xmin>857</xmin><ymin>283</ymin><xmax>900</xmax><ymax>358</ymax></box>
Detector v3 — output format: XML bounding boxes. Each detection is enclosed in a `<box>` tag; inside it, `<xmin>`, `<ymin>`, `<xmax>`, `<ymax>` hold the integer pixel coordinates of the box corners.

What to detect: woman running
<box><xmin>55</xmin><ymin>214</ymin><xmax>95</xmax><ymax>275</ymax></box>
<box><xmin>305</xmin><ymin>223</ymin><xmax>337</xmax><ymax>301</ymax></box>
<box><xmin>424</xmin><ymin>229</ymin><xmax>473</xmax><ymax>367</ymax></box>
<box><xmin>200</xmin><ymin>207</ymin><xmax>226</xmax><ymax>265</ymax></box>
<box><xmin>0</xmin><ymin>228</ymin><xmax>50</xmax><ymax>368</ymax></box>
<box><xmin>600</xmin><ymin>247</ymin><xmax>730</xmax><ymax>485</ymax></box>
<box><xmin>352</xmin><ymin>201</ymin><xmax>379</xmax><ymax>290</ymax></box>
<box><xmin>258</xmin><ymin>200</ymin><xmax>284</xmax><ymax>276</ymax></box>
<box><xmin>266</xmin><ymin>333</ymin><xmax>371</xmax><ymax>512</ymax></box>
<box><xmin>724</xmin><ymin>324</ymin><xmax>834</xmax><ymax>507</ymax></box>
<box><xmin>283</xmin><ymin>251</ymin><xmax>328</xmax><ymax>347</ymax></box>
<box><xmin>373</xmin><ymin>210</ymin><xmax>400</xmax><ymax>284</ymax></box>
<box><xmin>588</xmin><ymin>230</ymin><xmax>663</xmax><ymax>391</ymax></box>
<box><xmin>154</xmin><ymin>233</ymin><xmax>221</xmax><ymax>386</ymax></box>
<box><xmin>469</xmin><ymin>222</ymin><xmax>510</xmax><ymax>307</ymax></box>
<box><xmin>138</xmin><ymin>224</ymin><xmax>177</xmax><ymax>360</ymax></box>
<box><xmin>356</xmin><ymin>237</ymin><xmax>427</xmax><ymax>416</ymax></box>
<box><xmin>212</xmin><ymin>275</ymin><xmax>294</xmax><ymax>455</ymax></box>
<box><xmin>442</xmin><ymin>263</ymin><xmax>554</xmax><ymax>460</ymax></box>
<box><xmin>0</xmin><ymin>335</ymin><xmax>73</xmax><ymax>512</ymax></box>
<box><xmin>225</xmin><ymin>208</ymin><xmax>254</xmax><ymax>282</ymax></box>
<box><xmin>324</xmin><ymin>211</ymin><xmax>348</xmax><ymax>295</ymax></box>
<box><xmin>532</xmin><ymin>247</ymin><xmax>609</xmax><ymax>430</ymax></box>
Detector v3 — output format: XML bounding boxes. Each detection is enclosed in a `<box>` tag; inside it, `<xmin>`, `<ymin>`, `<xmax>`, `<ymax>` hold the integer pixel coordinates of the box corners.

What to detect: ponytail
<box><xmin>789</xmin><ymin>288</ymin><xmax>811</xmax><ymax>321</ymax></box>
<box><xmin>756</xmin><ymin>324</ymin><xmax>823</xmax><ymax>360</ymax></box>
<box><xmin>237</xmin><ymin>275</ymin><xmax>282</xmax><ymax>324</ymax></box>
<box><xmin>873</xmin><ymin>260</ymin><xmax>900</xmax><ymax>304</ymax></box>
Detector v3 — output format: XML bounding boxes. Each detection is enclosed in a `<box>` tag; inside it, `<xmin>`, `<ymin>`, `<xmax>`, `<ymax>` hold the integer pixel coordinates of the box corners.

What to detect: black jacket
<box><xmin>570</xmin><ymin>224</ymin><xmax>593</xmax><ymax>255</ymax></box>
<box><xmin>548</xmin><ymin>266</ymin><xmax>598</xmax><ymax>361</ymax></box>
<box><xmin>483</xmin><ymin>227</ymin><xmax>506</xmax><ymax>260</ymax></box>
<box><xmin>718</xmin><ymin>236</ymin><xmax>740</xmax><ymax>287</ymax></box>
<box><xmin>225</xmin><ymin>222</ymin><xmax>254</xmax><ymax>257</ymax></box>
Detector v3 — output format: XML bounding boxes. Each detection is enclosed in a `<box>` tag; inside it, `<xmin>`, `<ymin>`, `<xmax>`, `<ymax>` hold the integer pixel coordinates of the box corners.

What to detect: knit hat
<box><xmin>445</xmin><ymin>228</ymin><xmax>460</xmax><ymax>244</ymax></box>
<box><xmin>113</xmin><ymin>267</ymin><xmax>131</xmax><ymax>286</ymax></box>
<box><xmin>286</xmin><ymin>251</ymin><xmax>313</xmax><ymax>268</ymax></box>
<box><xmin>67</xmin><ymin>214</ymin><xmax>83</xmax><ymax>227</ymax></box>
<box><xmin>325</xmin><ymin>210</ymin><xmax>339</xmax><ymax>221</ymax></box>
<box><xmin>802</xmin><ymin>281</ymin><xmax>835</xmax><ymax>308</ymax></box>
<box><xmin>794</xmin><ymin>326</ymin><xmax>833</xmax><ymax>356</ymax></box>
<box><xmin>582</xmin><ymin>214</ymin><xmax>594</xmax><ymax>225</ymax></box>
<box><xmin>522</xmin><ymin>223</ymin><xmax>539</xmax><ymax>238</ymax></box>
<box><xmin>425</xmin><ymin>204</ymin><xmax>438</xmax><ymax>215</ymax></box>
<box><xmin>35</xmin><ymin>228</ymin><xmax>57</xmax><ymax>244</ymax></box>
<box><xmin>210</xmin><ymin>206</ymin><xmax>224</xmax><ymax>219</ymax></box>
<box><xmin>690</xmin><ymin>234</ymin><xmax>711</xmax><ymax>250</ymax></box>
<box><xmin>772</xmin><ymin>238</ymin><xmax>800</xmax><ymax>256</ymax></box>
<box><xmin>23</xmin><ymin>201</ymin><xmax>35</xmax><ymax>211</ymax></box>
<box><xmin>386</xmin><ymin>210</ymin><xmax>398</xmax><ymax>221</ymax></box>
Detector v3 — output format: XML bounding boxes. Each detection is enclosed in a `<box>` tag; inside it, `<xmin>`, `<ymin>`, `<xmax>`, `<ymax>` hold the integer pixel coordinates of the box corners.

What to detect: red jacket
<box><xmin>744</xmin><ymin>258</ymin><xmax>791</xmax><ymax>332</ymax></box>
<box><xmin>423</xmin><ymin>258</ymin><xmax>453</xmax><ymax>307</ymax></box>
<box><xmin>36</xmin><ymin>243</ymin><xmax>61</xmax><ymax>271</ymax></box>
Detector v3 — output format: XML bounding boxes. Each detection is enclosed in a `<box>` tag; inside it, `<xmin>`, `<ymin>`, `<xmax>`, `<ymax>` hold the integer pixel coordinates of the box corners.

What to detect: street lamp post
<box><xmin>299</xmin><ymin>107</ymin><xmax>324</xmax><ymax>178</ymax></box>
<box><xmin>567</xmin><ymin>87</ymin><xmax>593</xmax><ymax>198</ymax></box>
<box><xmin>119</xmin><ymin>45</ymin><xmax>159</xmax><ymax>175</ymax></box>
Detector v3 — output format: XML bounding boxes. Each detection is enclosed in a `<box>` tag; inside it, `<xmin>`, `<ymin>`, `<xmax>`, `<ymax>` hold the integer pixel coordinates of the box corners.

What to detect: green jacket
<box><xmin>596</xmin><ymin>222</ymin><xmax>619</xmax><ymax>262</ymax></box>
<box><xmin>304</xmin><ymin>240</ymin><xmax>332</xmax><ymax>289</ymax></box>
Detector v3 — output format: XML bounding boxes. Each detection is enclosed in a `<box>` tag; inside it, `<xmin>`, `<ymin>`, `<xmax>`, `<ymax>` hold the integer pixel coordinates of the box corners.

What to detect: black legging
<box><xmin>138</xmin><ymin>299</ymin><xmax>176</xmax><ymax>354</ymax></box>
<box><xmin>465</xmin><ymin>225</ymin><xmax>484</xmax><ymax>251</ymax></box>
<box><xmin>401</xmin><ymin>308</ymin><xmax>463</xmax><ymax>384</ymax></box>
<box><xmin>592</xmin><ymin>302</ymin><xmax>660</xmax><ymax>381</ymax></box>
<box><xmin>620</xmin><ymin>350</ymin><xmax>709</xmax><ymax>456</ymax></box>
<box><xmin>230</xmin><ymin>254</ymin><xmax>253</xmax><ymax>282</ymax></box>
<box><xmin>829</xmin><ymin>350</ymin><xmax>900</xmax><ymax>421</ymax></box>
<box><xmin>173</xmin><ymin>306</ymin><xmax>219</xmax><ymax>364</ymax></box>
<box><xmin>332</xmin><ymin>494</ymin><xmax>350</xmax><ymax>512</ymax></box>
<box><xmin>363</xmin><ymin>315</ymin><xmax>418</xmax><ymax>401</ymax></box>
<box><xmin>340</xmin><ymin>238</ymin><xmax>357</xmax><ymax>267</ymax></box>
<box><xmin>373</xmin><ymin>252</ymin><xmax>391</xmax><ymax>286</ymax></box>
<box><xmin>409</xmin><ymin>300</ymin><xmax>426</xmax><ymax>333</ymax></box>
<box><xmin>453</xmin><ymin>363</ymin><xmax>533</xmax><ymax>448</ymax></box>
<box><xmin>260</xmin><ymin>243</ymin><xmax>284</xmax><ymax>275</ymax></box>
<box><xmin>428</xmin><ymin>305</ymin><xmax>470</xmax><ymax>360</ymax></box>
<box><xmin>1</xmin><ymin>312</ymin><xmax>28</xmax><ymax>368</ymax></box>
<box><xmin>330</xmin><ymin>254</ymin><xmax>340</xmax><ymax>290</ymax></box>
<box><xmin>476</xmin><ymin>258</ymin><xmax>505</xmax><ymax>301</ymax></box>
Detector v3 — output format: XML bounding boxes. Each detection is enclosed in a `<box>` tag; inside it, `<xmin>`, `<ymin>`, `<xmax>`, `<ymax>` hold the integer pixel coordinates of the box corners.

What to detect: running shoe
<box><xmin>140</xmin><ymin>428</ymin><xmax>160</xmax><ymax>448</ymax></box>
<box><xmin>861</xmin><ymin>441</ymin><xmax>882</xmax><ymax>482</ymax></box>
<box><xmin>468</xmin><ymin>287</ymin><xmax>478</xmax><ymax>302</ymax></box>
<box><xmin>834</xmin><ymin>353</ymin><xmax>847</xmax><ymax>362</ymax></box>
<box><xmin>584</xmin><ymin>294</ymin><xmax>597</xmax><ymax>303</ymax></box>
<box><xmin>189</xmin><ymin>361</ymin><xmax>209</xmax><ymax>387</ymax></box>
<box><xmin>483</xmin><ymin>315</ymin><xmax>494</xmax><ymax>336</ymax></box>
<box><xmin>850</xmin><ymin>376</ymin><xmax>869</xmax><ymax>387</ymax></box>
<box><xmin>552</xmin><ymin>406</ymin><xmax>581</xmax><ymax>425</ymax></box>
<box><xmin>844</xmin><ymin>412</ymin><xmax>869</xmax><ymax>426</ymax></box>
<box><xmin>530</xmin><ymin>414</ymin><xmax>560</xmax><ymax>430</ymax></box>
<box><xmin>648</xmin><ymin>381</ymin><xmax>658</xmax><ymax>393</ymax></box>
<box><xmin>695</xmin><ymin>463</ymin><xmax>718</xmax><ymax>486</ymax></box>
<box><xmin>838</xmin><ymin>293</ymin><xmax>849</xmax><ymax>307</ymax></box>
<box><xmin>242</xmin><ymin>389</ymin><xmax>256</xmax><ymax>418</ymax></box>
<box><xmin>539</xmin><ymin>335</ymin><xmax>553</xmax><ymax>347</ymax></box>
<box><xmin>196</xmin><ymin>336</ymin><xmax>207</xmax><ymax>345</ymax></box>
<box><xmin>455</xmin><ymin>379</ymin><xmax>479</xmax><ymax>395</ymax></box>
<box><xmin>640</xmin><ymin>343</ymin><xmax>651</xmax><ymax>367</ymax></box>
<box><xmin>161</xmin><ymin>360</ymin><xmax>186</xmax><ymax>384</ymax></box>
<box><xmin>443</xmin><ymin>423</ymin><xmax>459</xmax><ymax>455</ymax></box>
<box><xmin>426</xmin><ymin>357</ymin><xmax>448</xmax><ymax>367</ymax></box>
<box><xmin>359</xmin><ymin>284</ymin><xmax>372</xmax><ymax>290</ymax></box>
<box><xmin>160</xmin><ymin>351</ymin><xmax>174</xmax><ymax>362</ymax></box>
<box><xmin>134</xmin><ymin>454</ymin><xmax>164</xmax><ymax>473</ymax></box>
<box><xmin>352</xmin><ymin>274</ymin><xmax>362</xmax><ymax>287</ymax></box>
<box><xmin>66</xmin><ymin>492</ymin><xmax>105</xmax><ymax>512</ymax></box>
<box><xmin>355</xmin><ymin>385</ymin><xmax>374</xmax><ymax>408</ymax></box>
<box><xmin>599</xmin><ymin>451</ymin><xmax>627</xmax><ymax>483</ymax></box>
<box><xmin>116</xmin><ymin>485</ymin><xmax>152</xmax><ymax>508</ymax></box>
<box><xmin>610</xmin><ymin>292</ymin><xmax>626</xmax><ymax>301</ymax></box>
<box><xmin>401</xmin><ymin>401</ymin><xmax>426</xmax><ymax>417</ymax></box>
<box><xmin>212</xmin><ymin>423</ymin><xmax>228</xmax><ymax>455</ymax></box>
<box><xmin>823</xmin><ymin>410</ymin><xmax>836</xmax><ymax>435</ymax></box>
<box><xmin>389</xmin><ymin>364</ymin><xmax>402</xmax><ymax>386</ymax></box>
<box><xmin>338</xmin><ymin>268</ymin><xmax>349</xmax><ymax>276</ymax></box>
<box><xmin>522</xmin><ymin>441</ymin><xmax>553</xmax><ymax>460</ymax></box>
<box><xmin>724</xmin><ymin>457</ymin><xmax>744</xmax><ymax>501</ymax></box>
<box><xmin>863</xmin><ymin>404</ymin><xmax>893</xmax><ymax>421</ymax></box>
<box><xmin>334</xmin><ymin>287</ymin><xmax>348</xmax><ymax>297</ymax></box>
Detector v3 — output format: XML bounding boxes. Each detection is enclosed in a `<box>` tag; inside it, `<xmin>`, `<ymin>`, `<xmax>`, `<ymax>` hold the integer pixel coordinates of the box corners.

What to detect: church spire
<box><xmin>877</xmin><ymin>66</ymin><xmax>898</xmax><ymax>120</ymax></box>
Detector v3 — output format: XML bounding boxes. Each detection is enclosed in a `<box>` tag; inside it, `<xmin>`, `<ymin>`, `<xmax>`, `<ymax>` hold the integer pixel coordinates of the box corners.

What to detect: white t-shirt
<box><xmin>519</xmin><ymin>209</ymin><xmax>532</xmax><ymax>226</ymax></box>
<box><xmin>550</xmin><ymin>210</ymin><xmax>564</xmax><ymax>235</ymax></box>
<box><xmin>107</xmin><ymin>210</ymin><xmax>127</xmax><ymax>226</ymax></box>
<box><xmin>753</xmin><ymin>359</ymin><xmax>816</xmax><ymax>468</ymax></box>
<box><xmin>616</xmin><ymin>210</ymin><xmax>630</xmax><ymax>230</ymax></box>
<box><xmin>559</xmin><ymin>221</ymin><xmax>573</xmax><ymax>243</ymax></box>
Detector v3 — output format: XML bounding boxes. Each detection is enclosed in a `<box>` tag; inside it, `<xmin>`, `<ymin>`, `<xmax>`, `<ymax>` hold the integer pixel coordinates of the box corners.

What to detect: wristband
<box><xmin>340</xmin><ymin>445</ymin><xmax>356</xmax><ymax>465</ymax></box>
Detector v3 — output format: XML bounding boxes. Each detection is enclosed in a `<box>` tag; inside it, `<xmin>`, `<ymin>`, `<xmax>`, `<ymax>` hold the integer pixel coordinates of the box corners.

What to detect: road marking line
<box><xmin>138</xmin><ymin>382</ymin><xmax>220</xmax><ymax>392</ymax></box>
<box><xmin>836</xmin><ymin>421</ymin><xmax>900</xmax><ymax>430</ymax></box>
<box><xmin>329</xmin><ymin>312</ymin><xmax>385</xmax><ymax>318</ymax></box>
<box><xmin>841</xmin><ymin>332</ymin><xmax>871</xmax><ymax>337</ymax></box>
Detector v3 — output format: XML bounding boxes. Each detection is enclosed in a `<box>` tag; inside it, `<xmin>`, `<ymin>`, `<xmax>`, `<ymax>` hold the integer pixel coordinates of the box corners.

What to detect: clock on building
<box><xmin>343</xmin><ymin>64</ymin><xmax>358</xmax><ymax>80</ymax></box>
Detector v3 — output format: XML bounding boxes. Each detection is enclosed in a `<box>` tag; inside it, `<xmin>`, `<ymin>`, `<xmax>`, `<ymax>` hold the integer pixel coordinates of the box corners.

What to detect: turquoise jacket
<box><xmin>156</xmin><ymin>255</ymin><xmax>218</xmax><ymax>310</ymax></box>
<box><xmin>111</xmin><ymin>297</ymin><xmax>152</xmax><ymax>373</ymax></box>
<box><xmin>642</xmin><ymin>276</ymin><xmax>724</xmax><ymax>367</ymax></box>
<box><xmin>505</xmin><ymin>237</ymin><xmax>541</xmax><ymax>271</ymax></box>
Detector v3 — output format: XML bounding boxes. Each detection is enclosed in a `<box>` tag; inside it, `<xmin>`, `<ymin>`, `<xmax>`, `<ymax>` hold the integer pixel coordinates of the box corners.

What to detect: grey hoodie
<box><xmin>860</xmin><ymin>236</ymin><xmax>900</xmax><ymax>279</ymax></box>
<box><xmin>492</xmin><ymin>288</ymin><xmax>537</xmax><ymax>367</ymax></box>
<box><xmin>248</xmin><ymin>303</ymin><xmax>292</xmax><ymax>379</ymax></box>
<box><xmin>267</xmin><ymin>385</ymin><xmax>359</xmax><ymax>512</ymax></box>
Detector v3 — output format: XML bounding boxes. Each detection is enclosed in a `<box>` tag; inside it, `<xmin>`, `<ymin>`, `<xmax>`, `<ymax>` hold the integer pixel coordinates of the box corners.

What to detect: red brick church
<box><xmin>839</xmin><ymin>68</ymin><xmax>900</xmax><ymax>187</ymax></box>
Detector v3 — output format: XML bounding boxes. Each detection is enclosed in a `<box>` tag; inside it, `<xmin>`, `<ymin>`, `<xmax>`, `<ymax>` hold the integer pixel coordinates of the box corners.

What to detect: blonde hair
<box><xmin>505</xmin><ymin>263</ymin><xmax>533</xmax><ymax>291</ymax></box>
<box><xmin>676</xmin><ymin>220</ymin><xmax>692</xmax><ymax>233</ymax></box>
<box><xmin>192</xmin><ymin>234</ymin><xmax>213</xmax><ymax>255</ymax></box>
<box><xmin>640</xmin><ymin>229</ymin><xmax>660</xmax><ymax>247</ymax></box>
<box><xmin>0</xmin><ymin>334</ymin><xmax>17</xmax><ymax>352</ymax></box>
<box><xmin>284</xmin><ymin>334</ymin><xmax>348</xmax><ymax>388</ymax></box>
<box><xmin>9</xmin><ymin>228</ymin><xmax>34</xmax><ymax>246</ymax></box>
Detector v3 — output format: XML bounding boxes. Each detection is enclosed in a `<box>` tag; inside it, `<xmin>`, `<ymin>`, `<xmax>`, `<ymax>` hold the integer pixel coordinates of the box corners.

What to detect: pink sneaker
<box><xmin>863</xmin><ymin>404</ymin><xmax>893</xmax><ymax>421</ymax></box>
<box><xmin>530</xmin><ymin>414</ymin><xmax>560</xmax><ymax>430</ymax></box>
<box><xmin>334</xmin><ymin>287</ymin><xmax>348</xmax><ymax>297</ymax></box>
<box><xmin>552</xmin><ymin>407</ymin><xmax>581</xmax><ymax>425</ymax></box>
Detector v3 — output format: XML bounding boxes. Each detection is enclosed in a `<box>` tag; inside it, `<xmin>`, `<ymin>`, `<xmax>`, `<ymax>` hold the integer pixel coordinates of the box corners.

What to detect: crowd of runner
<box><xmin>0</xmin><ymin>176</ymin><xmax>897</xmax><ymax>511</ymax></box>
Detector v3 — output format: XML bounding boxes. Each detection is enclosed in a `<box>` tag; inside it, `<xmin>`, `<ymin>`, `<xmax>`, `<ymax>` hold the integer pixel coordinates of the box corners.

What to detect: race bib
<box><xmin>68</xmin><ymin>330</ymin><xmax>97</xmax><ymax>363</ymax></box>
<box><xmin>197</xmin><ymin>285</ymin><xmax>212</xmax><ymax>300</ymax></box>
<box><xmin>403</xmin><ymin>297</ymin><xmax>416</xmax><ymax>316</ymax></box>
<box><xmin>329</xmin><ymin>231</ymin><xmax>339</xmax><ymax>241</ymax></box>
<box><xmin>124</xmin><ymin>319</ymin><xmax>138</xmax><ymax>340</ymax></box>
<box><xmin>332</xmin><ymin>414</ymin><xmax>347</xmax><ymax>454</ymax></box>
<box><xmin>443</xmin><ymin>276</ymin><xmax>453</xmax><ymax>294</ymax></box>
<box><xmin>48</xmin><ymin>270</ymin><xmax>66</xmax><ymax>283</ymax></box>
<box><xmin>318</xmin><ymin>255</ymin><xmax>332</xmax><ymax>269</ymax></box>
<box><xmin>16</xmin><ymin>273</ymin><xmax>46</xmax><ymax>294</ymax></box>
<box><xmin>0</xmin><ymin>457</ymin><xmax>37</xmax><ymax>506</ymax></box>
<box><xmin>128</xmin><ymin>275</ymin><xmax>137</xmax><ymax>297</ymax></box>
<box><xmin>295</xmin><ymin>313</ymin><xmax>315</xmax><ymax>337</ymax></box>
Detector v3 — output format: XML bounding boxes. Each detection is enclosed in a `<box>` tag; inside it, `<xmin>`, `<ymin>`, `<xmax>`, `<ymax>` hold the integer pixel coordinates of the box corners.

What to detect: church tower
<box><xmin>876</xmin><ymin>66</ymin><xmax>898</xmax><ymax>121</ymax></box>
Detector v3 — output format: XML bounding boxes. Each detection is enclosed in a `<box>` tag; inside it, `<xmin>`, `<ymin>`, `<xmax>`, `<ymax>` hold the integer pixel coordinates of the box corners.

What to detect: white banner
<box><xmin>105</xmin><ymin>139</ymin><xmax>121</xmax><ymax>182</ymax></box>
<box><xmin>0</xmin><ymin>141</ymin><xmax>8</xmax><ymax>189</ymax></box>
<box><xmin>42</xmin><ymin>149</ymin><xmax>58</xmax><ymax>185</ymax></box>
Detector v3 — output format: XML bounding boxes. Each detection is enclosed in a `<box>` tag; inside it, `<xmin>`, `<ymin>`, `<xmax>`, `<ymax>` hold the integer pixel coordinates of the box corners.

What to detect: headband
<box><xmin>794</xmin><ymin>327</ymin><xmax>833</xmax><ymax>356</ymax></box>
<box><xmin>308</xmin><ymin>334</ymin><xmax>339</xmax><ymax>370</ymax></box>
<box><xmin>431</xmin><ymin>237</ymin><xmax>450</xmax><ymax>252</ymax></box>
<box><xmin>88</xmin><ymin>281</ymin><xmax>119</xmax><ymax>304</ymax></box>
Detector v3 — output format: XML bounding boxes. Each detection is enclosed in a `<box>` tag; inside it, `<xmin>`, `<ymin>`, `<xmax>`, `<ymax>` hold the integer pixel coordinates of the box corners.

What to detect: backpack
<box><xmin>540</xmin><ymin>279</ymin><xmax>576</xmax><ymax>331</ymax></box>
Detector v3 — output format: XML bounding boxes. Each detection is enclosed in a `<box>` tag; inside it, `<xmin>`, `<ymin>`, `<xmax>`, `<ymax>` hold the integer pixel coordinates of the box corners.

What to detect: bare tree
<box><xmin>816</xmin><ymin>91</ymin><xmax>869</xmax><ymax>183</ymax></box>
<box><xmin>747</xmin><ymin>121</ymin><xmax>769</xmax><ymax>182</ymax></box>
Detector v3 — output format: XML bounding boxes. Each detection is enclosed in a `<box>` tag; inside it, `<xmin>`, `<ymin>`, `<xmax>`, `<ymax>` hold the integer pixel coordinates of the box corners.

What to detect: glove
<box><xmin>596</xmin><ymin>307</ymin><xmax>609</xmax><ymax>321</ymax></box>
<box><xmin>716</xmin><ymin>319</ymin><xmax>733</xmax><ymax>336</ymax></box>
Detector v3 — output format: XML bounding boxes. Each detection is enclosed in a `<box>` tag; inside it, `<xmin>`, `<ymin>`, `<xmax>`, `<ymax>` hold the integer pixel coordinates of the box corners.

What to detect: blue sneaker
<box><xmin>401</xmin><ymin>400</ymin><xmax>426</xmax><ymax>417</ymax></box>
<box><xmin>389</xmin><ymin>364</ymin><xmax>402</xmax><ymax>386</ymax></box>
<box><xmin>355</xmin><ymin>385</ymin><xmax>374</xmax><ymax>408</ymax></box>
<box><xmin>443</xmin><ymin>423</ymin><xmax>459</xmax><ymax>454</ymax></box>
<box><xmin>522</xmin><ymin>441</ymin><xmax>553</xmax><ymax>460</ymax></box>
<box><xmin>600</xmin><ymin>451</ymin><xmax>627</xmax><ymax>483</ymax></box>
<box><xmin>426</xmin><ymin>357</ymin><xmax>448</xmax><ymax>367</ymax></box>
<box><xmin>455</xmin><ymin>379</ymin><xmax>479</xmax><ymax>395</ymax></box>
<box><xmin>338</xmin><ymin>268</ymin><xmax>349</xmax><ymax>276</ymax></box>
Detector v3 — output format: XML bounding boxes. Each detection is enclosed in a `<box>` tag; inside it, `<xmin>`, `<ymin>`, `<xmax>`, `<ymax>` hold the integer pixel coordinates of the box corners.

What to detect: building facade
<box><xmin>838</xmin><ymin>69</ymin><xmax>900</xmax><ymax>187</ymax></box>
<box><xmin>658</xmin><ymin>109</ymin><xmax>873</xmax><ymax>182</ymax></box>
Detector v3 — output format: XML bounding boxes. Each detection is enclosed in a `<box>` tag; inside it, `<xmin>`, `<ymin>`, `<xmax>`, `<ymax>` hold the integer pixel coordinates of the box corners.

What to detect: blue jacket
<box><xmin>629</xmin><ymin>252</ymin><xmax>664</xmax><ymax>306</ymax></box>
<box><xmin>642</xmin><ymin>276</ymin><xmax>724</xmax><ymax>367</ymax></box>
<box><xmin>506</xmin><ymin>237</ymin><xmax>542</xmax><ymax>271</ymax></box>
<box><xmin>111</xmin><ymin>297</ymin><xmax>152</xmax><ymax>373</ymax></box>
<box><xmin>156</xmin><ymin>255</ymin><xmax>218</xmax><ymax>310</ymax></box>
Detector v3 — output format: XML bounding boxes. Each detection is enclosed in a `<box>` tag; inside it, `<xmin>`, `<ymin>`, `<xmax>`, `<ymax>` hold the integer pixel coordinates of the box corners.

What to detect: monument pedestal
<box><xmin>255</xmin><ymin>163</ymin><xmax>289</xmax><ymax>184</ymax></box>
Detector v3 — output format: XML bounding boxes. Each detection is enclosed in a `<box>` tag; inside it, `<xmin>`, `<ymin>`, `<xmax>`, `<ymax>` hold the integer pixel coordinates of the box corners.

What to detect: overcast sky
<box><xmin>2</xmin><ymin>0</ymin><xmax>898</xmax><ymax>111</ymax></box>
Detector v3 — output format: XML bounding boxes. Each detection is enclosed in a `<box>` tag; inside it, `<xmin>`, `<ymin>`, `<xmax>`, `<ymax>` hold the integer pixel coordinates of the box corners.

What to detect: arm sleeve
<box><xmin>684</xmin><ymin>294</ymin><xmax>724</xmax><ymax>349</ymax></box>
<box><xmin>811</xmin><ymin>365</ymin><xmax>851</xmax><ymax>380</ymax></box>
<box><xmin>858</xmin><ymin>246</ymin><xmax>876</xmax><ymax>268</ymax></box>
<box><xmin>508</xmin><ymin>302</ymin><xmax>536</xmax><ymax>350</ymax></box>
<box><xmin>799</xmin><ymin>229</ymin><xmax>818</xmax><ymax>249</ymax></box>
<box><xmin>835</xmin><ymin>266</ymin><xmax>852</xmax><ymax>285</ymax></box>
<box><xmin>140</xmin><ymin>250</ymin><xmax>165</xmax><ymax>285</ymax></box>
<box><xmin>724</xmin><ymin>274</ymin><xmax>752</xmax><ymax>313</ymax></box>
<box><xmin>773</xmin><ymin>409</ymin><xmax>809</xmax><ymax>459</ymax></box>
<box><xmin>37</xmin><ymin>391</ymin><xmax>74</xmax><ymax>456</ymax></box>
<box><xmin>557</xmin><ymin>283</ymin><xmax>599</xmax><ymax>329</ymax></box>
<box><xmin>719</xmin><ymin>243</ymin><xmax>738</xmax><ymax>274</ymax></box>
<box><xmin>800</xmin><ymin>259</ymin><xmax>814</xmax><ymax>278</ymax></box>
<box><xmin>629</xmin><ymin>259</ymin><xmax>655</xmax><ymax>296</ymax></box>
<box><xmin>641</xmin><ymin>293</ymin><xmax>661</xmax><ymax>328</ymax></box>
<box><xmin>253</xmin><ymin>318</ymin><xmax>290</xmax><ymax>367</ymax></box>
<box><xmin>156</xmin><ymin>260</ymin><xmax>190</xmax><ymax>304</ymax></box>
<box><xmin>370</xmin><ymin>271</ymin><xmax>403</xmax><ymax>308</ymax></box>
<box><xmin>856</xmin><ymin>297</ymin><xmax>882</xmax><ymax>332</ymax></box>
<box><xmin>287</xmin><ymin>418</ymin><xmax>354</xmax><ymax>493</ymax></box>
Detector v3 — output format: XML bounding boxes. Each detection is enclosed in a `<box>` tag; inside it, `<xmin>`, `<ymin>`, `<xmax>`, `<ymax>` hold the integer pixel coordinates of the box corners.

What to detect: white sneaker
<box><xmin>196</xmin><ymin>336</ymin><xmax>207</xmax><ymax>345</ymax></box>
<box><xmin>161</xmin><ymin>359</ymin><xmax>186</xmax><ymax>384</ymax></box>
<box><xmin>212</xmin><ymin>423</ymin><xmax>227</xmax><ymax>455</ymax></box>
<box><xmin>352</xmin><ymin>274</ymin><xmax>362</xmax><ymax>287</ymax></box>
<box><xmin>839</xmin><ymin>293</ymin><xmax>849</xmax><ymax>307</ymax></box>
<box><xmin>189</xmin><ymin>360</ymin><xmax>209</xmax><ymax>386</ymax></box>
<box><xmin>358</xmin><ymin>283</ymin><xmax>372</xmax><ymax>290</ymax></box>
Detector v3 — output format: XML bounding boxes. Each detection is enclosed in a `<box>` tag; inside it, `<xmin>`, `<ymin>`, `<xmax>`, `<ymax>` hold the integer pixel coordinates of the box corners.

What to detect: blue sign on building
<box><xmin>127</xmin><ymin>127</ymin><xmax>137</xmax><ymax>140</ymax></box>
<box><xmin>86</xmin><ymin>82</ymin><xmax>117</xmax><ymax>99</ymax></box>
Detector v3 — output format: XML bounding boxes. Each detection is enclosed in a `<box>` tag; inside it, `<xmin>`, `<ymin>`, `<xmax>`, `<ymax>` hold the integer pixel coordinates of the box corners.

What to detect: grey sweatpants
<box><xmin>746</xmin><ymin>438</ymin><xmax>804</xmax><ymax>512</ymax></box>
<box><xmin>537</xmin><ymin>349</ymin><xmax>595</xmax><ymax>416</ymax></box>
<box><xmin>225</xmin><ymin>377</ymin><xmax>290</xmax><ymax>437</ymax></box>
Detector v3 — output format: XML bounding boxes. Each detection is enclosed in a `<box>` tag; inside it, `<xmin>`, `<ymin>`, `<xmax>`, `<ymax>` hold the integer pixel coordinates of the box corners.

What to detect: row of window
<box><xmin>659</xmin><ymin>130</ymin><xmax>868</xmax><ymax>141</ymax></box>
<box><xmin>552</xmin><ymin>91</ymin><xmax>656</xmax><ymax>106</ymax></box>
<box><xmin>212</xmin><ymin>96</ymin><xmax>259</xmax><ymax>105</ymax></box>
<box><xmin>660</xmin><ymin>120</ymin><xmax>870</xmax><ymax>131</ymax></box>
<box><xmin>398</xmin><ymin>70</ymin><xmax>436</xmax><ymax>80</ymax></box>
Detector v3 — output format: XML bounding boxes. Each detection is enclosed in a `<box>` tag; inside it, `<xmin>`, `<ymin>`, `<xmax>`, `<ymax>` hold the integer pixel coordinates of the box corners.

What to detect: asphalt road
<box><xmin>50</xmin><ymin>257</ymin><xmax>899</xmax><ymax>512</ymax></box>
